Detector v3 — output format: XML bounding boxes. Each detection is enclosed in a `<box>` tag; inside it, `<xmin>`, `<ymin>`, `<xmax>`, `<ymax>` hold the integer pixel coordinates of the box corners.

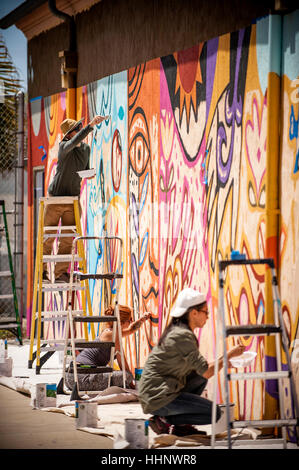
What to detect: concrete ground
<box><xmin>0</xmin><ymin>385</ymin><xmax>113</xmax><ymax>449</ymax></box>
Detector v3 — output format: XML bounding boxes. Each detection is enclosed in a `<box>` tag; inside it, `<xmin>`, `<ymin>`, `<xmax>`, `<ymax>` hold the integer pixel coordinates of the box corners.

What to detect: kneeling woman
<box><xmin>66</xmin><ymin>305</ymin><xmax>150</xmax><ymax>391</ymax></box>
<box><xmin>138</xmin><ymin>288</ymin><xmax>245</xmax><ymax>436</ymax></box>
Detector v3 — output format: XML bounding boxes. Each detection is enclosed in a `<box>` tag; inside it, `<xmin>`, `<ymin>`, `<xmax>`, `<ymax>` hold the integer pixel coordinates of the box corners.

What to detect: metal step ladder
<box><xmin>58</xmin><ymin>235</ymin><xmax>126</xmax><ymax>401</ymax></box>
<box><xmin>211</xmin><ymin>256</ymin><xmax>299</xmax><ymax>449</ymax></box>
<box><xmin>28</xmin><ymin>196</ymin><xmax>94</xmax><ymax>373</ymax></box>
<box><xmin>0</xmin><ymin>200</ymin><xmax>22</xmax><ymax>344</ymax></box>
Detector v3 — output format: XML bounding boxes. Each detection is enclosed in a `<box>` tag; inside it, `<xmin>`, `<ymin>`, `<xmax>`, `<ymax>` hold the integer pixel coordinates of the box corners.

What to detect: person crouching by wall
<box><xmin>138</xmin><ymin>288</ymin><xmax>245</xmax><ymax>437</ymax></box>
<box><xmin>65</xmin><ymin>305</ymin><xmax>151</xmax><ymax>391</ymax></box>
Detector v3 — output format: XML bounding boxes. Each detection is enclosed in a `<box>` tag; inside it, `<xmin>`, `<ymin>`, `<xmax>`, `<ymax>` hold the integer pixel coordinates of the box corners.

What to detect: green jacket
<box><xmin>138</xmin><ymin>323</ymin><xmax>208</xmax><ymax>414</ymax></box>
<box><xmin>48</xmin><ymin>124</ymin><xmax>93</xmax><ymax>197</ymax></box>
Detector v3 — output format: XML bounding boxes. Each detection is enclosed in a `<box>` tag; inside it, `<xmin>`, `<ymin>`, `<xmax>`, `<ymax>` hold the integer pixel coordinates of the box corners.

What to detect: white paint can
<box><xmin>0</xmin><ymin>340</ymin><xmax>8</xmax><ymax>363</ymax></box>
<box><xmin>125</xmin><ymin>418</ymin><xmax>149</xmax><ymax>449</ymax></box>
<box><xmin>0</xmin><ymin>356</ymin><xmax>12</xmax><ymax>376</ymax></box>
<box><xmin>30</xmin><ymin>383</ymin><xmax>57</xmax><ymax>409</ymax></box>
<box><xmin>215</xmin><ymin>403</ymin><xmax>235</xmax><ymax>434</ymax></box>
<box><xmin>75</xmin><ymin>401</ymin><xmax>98</xmax><ymax>428</ymax></box>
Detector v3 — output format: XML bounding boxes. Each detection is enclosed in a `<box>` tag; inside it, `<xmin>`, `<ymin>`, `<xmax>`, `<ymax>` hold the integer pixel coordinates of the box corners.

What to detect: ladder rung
<box><xmin>35</xmin><ymin>345</ymin><xmax>65</xmax><ymax>352</ymax></box>
<box><xmin>38</xmin><ymin>339</ymin><xmax>66</xmax><ymax>344</ymax></box>
<box><xmin>229</xmin><ymin>371</ymin><xmax>290</xmax><ymax>381</ymax></box>
<box><xmin>40</xmin><ymin>196</ymin><xmax>79</xmax><ymax>205</ymax></box>
<box><xmin>0</xmin><ymin>294</ymin><xmax>14</xmax><ymax>299</ymax></box>
<box><xmin>226</xmin><ymin>324</ymin><xmax>281</xmax><ymax>336</ymax></box>
<box><xmin>0</xmin><ymin>317</ymin><xmax>19</xmax><ymax>323</ymax></box>
<box><xmin>41</xmin><ymin>316</ymin><xmax>68</xmax><ymax>322</ymax></box>
<box><xmin>44</xmin><ymin>233</ymin><xmax>79</xmax><ymax>239</ymax></box>
<box><xmin>44</xmin><ymin>225</ymin><xmax>77</xmax><ymax>231</ymax></box>
<box><xmin>73</xmin><ymin>271</ymin><xmax>123</xmax><ymax>280</ymax></box>
<box><xmin>231</xmin><ymin>419</ymin><xmax>298</xmax><ymax>428</ymax></box>
<box><xmin>42</xmin><ymin>255</ymin><xmax>83</xmax><ymax>262</ymax></box>
<box><xmin>40</xmin><ymin>310</ymin><xmax>83</xmax><ymax>316</ymax></box>
<box><xmin>0</xmin><ymin>322</ymin><xmax>19</xmax><ymax>328</ymax></box>
<box><xmin>74</xmin><ymin>340</ymin><xmax>114</xmax><ymax>349</ymax></box>
<box><xmin>42</xmin><ymin>284</ymin><xmax>86</xmax><ymax>292</ymax></box>
<box><xmin>73</xmin><ymin>315</ymin><xmax>118</xmax><ymax>323</ymax></box>
<box><xmin>0</xmin><ymin>271</ymin><xmax>11</xmax><ymax>277</ymax></box>
<box><xmin>69</xmin><ymin>366</ymin><xmax>113</xmax><ymax>374</ymax></box>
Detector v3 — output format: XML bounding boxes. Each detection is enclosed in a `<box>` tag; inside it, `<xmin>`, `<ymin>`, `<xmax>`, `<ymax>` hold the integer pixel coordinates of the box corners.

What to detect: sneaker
<box><xmin>55</xmin><ymin>272</ymin><xmax>70</xmax><ymax>283</ymax></box>
<box><xmin>172</xmin><ymin>424</ymin><xmax>207</xmax><ymax>436</ymax></box>
<box><xmin>42</xmin><ymin>271</ymin><xmax>51</xmax><ymax>283</ymax></box>
<box><xmin>148</xmin><ymin>416</ymin><xmax>171</xmax><ymax>435</ymax></box>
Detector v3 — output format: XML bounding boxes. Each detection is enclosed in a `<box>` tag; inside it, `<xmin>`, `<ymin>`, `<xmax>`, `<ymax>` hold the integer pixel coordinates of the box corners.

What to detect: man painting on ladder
<box><xmin>42</xmin><ymin>115</ymin><xmax>105</xmax><ymax>283</ymax></box>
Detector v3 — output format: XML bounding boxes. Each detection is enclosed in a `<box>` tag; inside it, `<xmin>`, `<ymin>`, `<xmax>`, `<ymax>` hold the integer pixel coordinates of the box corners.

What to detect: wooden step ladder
<box><xmin>28</xmin><ymin>196</ymin><xmax>94</xmax><ymax>374</ymax></box>
<box><xmin>58</xmin><ymin>235</ymin><xmax>126</xmax><ymax>401</ymax></box>
<box><xmin>0</xmin><ymin>200</ymin><xmax>22</xmax><ymax>344</ymax></box>
<box><xmin>211</xmin><ymin>257</ymin><xmax>299</xmax><ymax>449</ymax></box>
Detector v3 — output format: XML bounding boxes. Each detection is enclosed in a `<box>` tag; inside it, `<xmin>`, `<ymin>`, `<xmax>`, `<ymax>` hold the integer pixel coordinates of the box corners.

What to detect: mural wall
<box><xmin>279</xmin><ymin>10</ymin><xmax>299</xmax><ymax>441</ymax></box>
<box><xmin>27</xmin><ymin>11</ymin><xmax>299</xmax><ymax>428</ymax></box>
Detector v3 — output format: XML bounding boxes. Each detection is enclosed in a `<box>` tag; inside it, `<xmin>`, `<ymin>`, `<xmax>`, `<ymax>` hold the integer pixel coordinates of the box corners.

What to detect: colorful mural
<box><xmin>27</xmin><ymin>11</ymin><xmax>299</xmax><ymax>429</ymax></box>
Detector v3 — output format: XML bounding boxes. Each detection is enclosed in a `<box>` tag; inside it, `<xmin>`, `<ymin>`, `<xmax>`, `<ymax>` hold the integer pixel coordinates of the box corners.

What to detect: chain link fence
<box><xmin>0</xmin><ymin>32</ymin><xmax>25</xmax><ymax>337</ymax></box>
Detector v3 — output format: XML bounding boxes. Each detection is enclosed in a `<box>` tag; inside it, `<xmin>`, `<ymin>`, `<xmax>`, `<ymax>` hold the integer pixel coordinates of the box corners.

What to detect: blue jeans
<box><xmin>153</xmin><ymin>372</ymin><xmax>221</xmax><ymax>425</ymax></box>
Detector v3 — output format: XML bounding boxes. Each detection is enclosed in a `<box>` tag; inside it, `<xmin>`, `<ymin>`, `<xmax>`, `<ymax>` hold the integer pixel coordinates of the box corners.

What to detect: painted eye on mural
<box><xmin>111</xmin><ymin>129</ymin><xmax>122</xmax><ymax>192</ymax></box>
<box><xmin>258</xmin><ymin>185</ymin><xmax>266</xmax><ymax>208</ymax></box>
<box><xmin>248</xmin><ymin>181</ymin><xmax>257</xmax><ymax>207</ymax></box>
<box><xmin>129</xmin><ymin>112</ymin><xmax>150</xmax><ymax>177</ymax></box>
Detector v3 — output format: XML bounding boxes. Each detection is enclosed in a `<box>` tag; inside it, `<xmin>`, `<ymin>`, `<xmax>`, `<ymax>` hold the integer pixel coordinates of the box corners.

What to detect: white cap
<box><xmin>170</xmin><ymin>288</ymin><xmax>206</xmax><ymax>318</ymax></box>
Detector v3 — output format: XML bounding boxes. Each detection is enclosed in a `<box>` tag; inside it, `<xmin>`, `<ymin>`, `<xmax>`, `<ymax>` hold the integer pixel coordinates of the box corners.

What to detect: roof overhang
<box><xmin>0</xmin><ymin>0</ymin><xmax>101</xmax><ymax>40</ymax></box>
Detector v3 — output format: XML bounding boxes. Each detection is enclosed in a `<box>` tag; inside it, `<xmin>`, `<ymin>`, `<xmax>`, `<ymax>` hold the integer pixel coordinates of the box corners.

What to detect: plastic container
<box><xmin>30</xmin><ymin>383</ymin><xmax>57</xmax><ymax>409</ymax></box>
<box><xmin>75</xmin><ymin>401</ymin><xmax>98</xmax><ymax>428</ymax></box>
<box><xmin>134</xmin><ymin>368</ymin><xmax>143</xmax><ymax>390</ymax></box>
<box><xmin>125</xmin><ymin>418</ymin><xmax>149</xmax><ymax>449</ymax></box>
<box><xmin>215</xmin><ymin>403</ymin><xmax>235</xmax><ymax>434</ymax></box>
<box><xmin>230</xmin><ymin>351</ymin><xmax>257</xmax><ymax>368</ymax></box>
<box><xmin>77</xmin><ymin>168</ymin><xmax>96</xmax><ymax>179</ymax></box>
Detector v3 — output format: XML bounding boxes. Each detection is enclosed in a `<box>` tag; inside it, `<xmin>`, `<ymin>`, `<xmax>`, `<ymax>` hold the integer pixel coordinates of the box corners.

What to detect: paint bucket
<box><xmin>0</xmin><ymin>356</ymin><xmax>12</xmax><ymax>376</ymax></box>
<box><xmin>30</xmin><ymin>383</ymin><xmax>57</xmax><ymax>409</ymax></box>
<box><xmin>134</xmin><ymin>368</ymin><xmax>143</xmax><ymax>390</ymax></box>
<box><xmin>75</xmin><ymin>401</ymin><xmax>98</xmax><ymax>428</ymax></box>
<box><xmin>215</xmin><ymin>403</ymin><xmax>235</xmax><ymax>434</ymax></box>
<box><xmin>125</xmin><ymin>418</ymin><xmax>149</xmax><ymax>449</ymax></box>
<box><xmin>0</xmin><ymin>339</ymin><xmax>8</xmax><ymax>363</ymax></box>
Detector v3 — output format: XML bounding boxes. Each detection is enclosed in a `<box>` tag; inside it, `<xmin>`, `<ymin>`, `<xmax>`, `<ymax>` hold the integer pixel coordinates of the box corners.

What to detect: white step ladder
<box><xmin>28</xmin><ymin>196</ymin><xmax>94</xmax><ymax>373</ymax></box>
<box><xmin>211</xmin><ymin>257</ymin><xmax>299</xmax><ymax>449</ymax></box>
<box><xmin>59</xmin><ymin>235</ymin><xmax>127</xmax><ymax>400</ymax></box>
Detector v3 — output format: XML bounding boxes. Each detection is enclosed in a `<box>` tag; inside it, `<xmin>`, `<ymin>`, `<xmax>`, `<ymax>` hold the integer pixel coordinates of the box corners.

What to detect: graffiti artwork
<box><xmin>27</xmin><ymin>11</ymin><xmax>299</xmax><ymax>428</ymax></box>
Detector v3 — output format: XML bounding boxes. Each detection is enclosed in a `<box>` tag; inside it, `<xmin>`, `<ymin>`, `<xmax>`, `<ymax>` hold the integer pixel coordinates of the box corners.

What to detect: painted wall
<box><xmin>27</xmin><ymin>12</ymin><xmax>299</xmax><ymax>428</ymax></box>
<box><xmin>279</xmin><ymin>10</ymin><xmax>299</xmax><ymax>441</ymax></box>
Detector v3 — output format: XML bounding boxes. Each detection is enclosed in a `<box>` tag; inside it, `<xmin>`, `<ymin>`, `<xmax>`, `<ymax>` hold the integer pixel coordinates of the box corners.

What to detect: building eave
<box><xmin>0</xmin><ymin>0</ymin><xmax>101</xmax><ymax>40</ymax></box>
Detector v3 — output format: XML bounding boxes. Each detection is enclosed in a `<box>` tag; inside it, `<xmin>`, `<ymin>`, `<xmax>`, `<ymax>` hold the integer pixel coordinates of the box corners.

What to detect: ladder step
<box><xmin>73</xmin><ymin>315</ymin><xmax>118</xmax><ymax>323</ymax></box>
<box><xmin>0</xmin><ymin>271</ymin><xmax>11</xmax><ymax>277</ymax></box>
<box><xmin>44</xmin><ymin>232</ymin><xmax>79</xmax><ymax>239</ymax></box>
<box><xmin>0</xmin><ymin>321</ymin><xmax>19</xmax><ymax>328</ymax></box>
<box><xmin>229</xmin><ymin>371</ymin><xmax>290</xmax><ymax>380</ymax></box>
<box><xmin>0</xmin><ymin>317</ymin><xmax>20</xmax><ymax>323</ymax></box>
<box><xmin>42</xmin><ymin>284</ymin><xmax>86</xmax><ymax>292</ymax></box>
<box><xmin>41</xmin><ymin>310</ymin><xmax>83</xmax><ymax>316</ymax></box>
<box><xmin>37</xmin><ymin>339</ymin><xmax>66</xmax><ymax>344</ymax></box>
<box><xmin>43</xmin><ymin>255</ymin><xmax>83</xmax><ymax>262</ymax></box>
<box><xmin>41</xmin><ymin>316</ymin><xmax>68</xmax><ymax>322</ymax></box>
<box><xmin>44</xmin><ymin>225</ymin><xmax>77</xmax><ymax>231</ymax></box>
<box><xmin>74</xmin><ymin>340</ymin><xmax>114</xmax><ymax>349</ymax></box>
<box><xmin>40</xmin><ymin>196</ymin><xmax>79</xmax><ymax>205</ymax></box>
<box><xmin>0</xmin><ymin>294</ymin><xmax>14</xmax><ymax>300</ymax></box>
<box><xmin>226</xmin><ymin>324</ymin><xmax>281</xmax><ymax>336</ymax></box>
<box><xmin>74</xmin><ymin>271</ymin><xmax>123</xmax><ymax>280</ymax></box>
<box><xmin>231</xmin><ymin>419</ymin><xmax>298</xmax><ymax>428</ymax></box>
<box><xmin>69</xmin><ymin>366</ymin><xmax>113</xmax><ymax>374</ymax></box>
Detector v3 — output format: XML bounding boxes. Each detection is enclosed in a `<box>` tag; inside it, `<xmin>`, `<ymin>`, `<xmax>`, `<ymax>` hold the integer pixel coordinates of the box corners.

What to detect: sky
<box><xmin>0</xmin><ymin>0</ymin><xmax>28</xmax><ymax>91</ymax></box>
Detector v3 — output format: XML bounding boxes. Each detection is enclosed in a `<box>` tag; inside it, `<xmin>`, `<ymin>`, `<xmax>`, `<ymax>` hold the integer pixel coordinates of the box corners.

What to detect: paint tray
<box><xmin>77</xmin><ymin>168</ymin><xmax>96</xmax><ymax>178</ymax></box>
<box><xmin>230</xmin><ymin>351</ymin><xmax>257</xmax><ymax>368</ymax></box>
